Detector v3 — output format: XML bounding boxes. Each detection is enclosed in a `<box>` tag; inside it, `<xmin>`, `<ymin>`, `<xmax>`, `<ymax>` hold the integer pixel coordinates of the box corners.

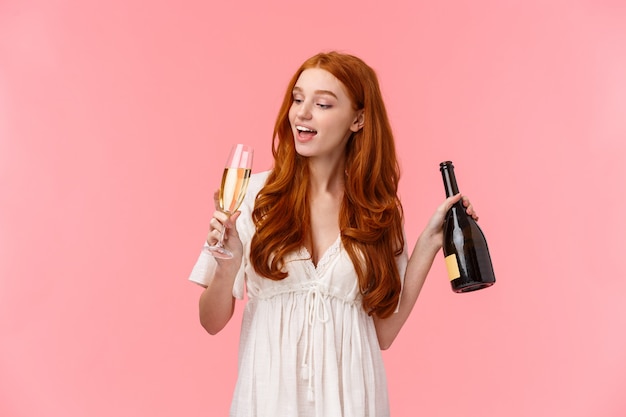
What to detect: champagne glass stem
<box><xmin>215</xmin><ymin>221</ymin><xmax>227</xmax><ymax>249</ymax></box>
<box><xmin>207</xmin><ymin>217</ymin><xmax>232</xmax><ymax>259</ymax></box>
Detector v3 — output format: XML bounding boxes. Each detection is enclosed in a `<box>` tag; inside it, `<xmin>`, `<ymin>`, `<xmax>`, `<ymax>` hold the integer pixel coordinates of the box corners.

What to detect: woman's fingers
<box><xmin>206</xmin><ymin>211</ymin><xmax>227</xmax><ymax>244</ymax></box>
<box><xmin>213</xmin><ymin>190</ymin><xmax>220</xmax><ymax>210</ymax></box>
<box><xmin>206</xmin><ymin>210</ymin><xmax>243</xmax><ymax>246</ymax></box>
<box><xmin>206</xmin><ymin>217</ymin><xmax>223</xmax><ymax>245</ymax></box>
<box><xmin>461</xmin><ymin>195</ymin><xmax>479</xmax><ymax>221</ymax></box>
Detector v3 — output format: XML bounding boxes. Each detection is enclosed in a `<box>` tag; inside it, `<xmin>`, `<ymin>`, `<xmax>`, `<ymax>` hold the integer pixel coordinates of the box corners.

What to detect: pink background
<box><xmin>2</xmin><ymin>1</ymin><xmax>625</xmax><ymax>416</ymax></box>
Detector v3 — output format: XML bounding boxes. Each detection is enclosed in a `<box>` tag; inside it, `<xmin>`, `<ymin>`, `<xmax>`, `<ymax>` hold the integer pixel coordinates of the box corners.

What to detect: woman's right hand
<box><xmin>207</xmin><ymin>190</ymin><xmax>244</xmax><ymax>261</ymax></box>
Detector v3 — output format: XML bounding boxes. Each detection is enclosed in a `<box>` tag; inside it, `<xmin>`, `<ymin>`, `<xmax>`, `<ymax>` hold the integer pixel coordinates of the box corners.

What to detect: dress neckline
<box><xmin>300</xmin><ymin>234</ymin><xmax>342</xmax><ymax>276</ymax></box>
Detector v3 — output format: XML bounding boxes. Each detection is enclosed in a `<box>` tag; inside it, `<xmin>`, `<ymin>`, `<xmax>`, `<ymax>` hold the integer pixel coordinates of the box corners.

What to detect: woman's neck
<box><xmin>307</xmin><ymin>157</ymin><xmax>346</xmax><ymax>196</ymax></box>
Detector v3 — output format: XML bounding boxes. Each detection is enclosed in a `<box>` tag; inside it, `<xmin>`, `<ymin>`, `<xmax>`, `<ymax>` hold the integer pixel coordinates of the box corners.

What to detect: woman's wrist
<box><xmin>214</xmin><ymin>255</ymin><xmax>243</xmax><ymax>278</ymax></box>
<box><xmin>415</xmin><ymin>229</ymin><xmax>442</xmax><ymax>258</ymax></box>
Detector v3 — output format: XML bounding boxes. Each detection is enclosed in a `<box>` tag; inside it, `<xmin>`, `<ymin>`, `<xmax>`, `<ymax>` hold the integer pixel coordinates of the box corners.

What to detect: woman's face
<box><xmin>288</xmin><ymin>68</ymin><xmax>363</xmax><ymax>161</ymax></box>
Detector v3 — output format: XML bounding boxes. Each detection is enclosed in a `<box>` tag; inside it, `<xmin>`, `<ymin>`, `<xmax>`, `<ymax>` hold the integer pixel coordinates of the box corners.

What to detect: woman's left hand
<box><xmin>421</xmin><ymin>194</ymin><xmax>478</xmax><ymax>250</ymax></box>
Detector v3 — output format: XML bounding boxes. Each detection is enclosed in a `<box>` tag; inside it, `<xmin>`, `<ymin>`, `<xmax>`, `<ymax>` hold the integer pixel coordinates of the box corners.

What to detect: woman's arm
<box><xmin>199</xmin><ymin>257</ymin><xmax>240</xmax><ymax>335</ymax></box>
<box><xmin>374</xmin><ymin>194</ymin><xmax>477</xmax><ymax>349</ymax></box>
<box><xmin>198</xmin><ymin>198</ymin><xmax>244</xmax><ymax>335</ymax></box>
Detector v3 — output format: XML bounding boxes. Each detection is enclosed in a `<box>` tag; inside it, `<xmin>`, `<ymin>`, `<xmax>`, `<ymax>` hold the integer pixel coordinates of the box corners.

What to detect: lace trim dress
<box><xmin>189</xmin><ymin>171</ymin><xmax>408</xmax><ymax>417</ymax></box>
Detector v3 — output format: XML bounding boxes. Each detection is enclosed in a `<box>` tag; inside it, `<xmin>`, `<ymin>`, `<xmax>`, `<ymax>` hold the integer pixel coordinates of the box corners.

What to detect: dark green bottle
<box><xmin>440</xmin><ymin>161</ymin><xmax>496</xmax><ymax>293</ymax></box>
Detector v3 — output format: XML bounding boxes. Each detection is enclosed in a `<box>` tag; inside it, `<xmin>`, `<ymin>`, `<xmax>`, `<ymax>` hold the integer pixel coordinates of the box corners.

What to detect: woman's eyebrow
<box><xmin>292</xmin><ymin>86</ymin><xmax>338</xmax><ymax>99</ymax></box>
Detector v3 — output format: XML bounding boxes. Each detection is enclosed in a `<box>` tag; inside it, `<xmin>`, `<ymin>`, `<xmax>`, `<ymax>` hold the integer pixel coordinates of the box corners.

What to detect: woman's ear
<box><xmin>350</xmin><ymin>111</ymin><xmax>365</xmax><ymax>132</ymax></box>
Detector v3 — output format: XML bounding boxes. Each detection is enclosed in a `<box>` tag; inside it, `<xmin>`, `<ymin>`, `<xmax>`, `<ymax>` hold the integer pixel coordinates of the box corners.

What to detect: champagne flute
<box><xmin>207</xmin><ymin>144</ymin><xmax>254</xmax><ymax>259</ymax></box>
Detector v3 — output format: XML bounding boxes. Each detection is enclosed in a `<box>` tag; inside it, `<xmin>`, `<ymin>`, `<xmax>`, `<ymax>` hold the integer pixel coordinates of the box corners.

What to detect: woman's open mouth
<box><xmin>296</xmin><ymin>125</ymin><xmax>317</xmax><ymax>141</ymax></box>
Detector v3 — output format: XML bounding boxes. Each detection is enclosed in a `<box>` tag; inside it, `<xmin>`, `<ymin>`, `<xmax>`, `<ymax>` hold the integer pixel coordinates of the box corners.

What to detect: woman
<box><xmin>189</xmin><ymin>51</ymin><xmax>477</xmax><ymax>416</ymax></box>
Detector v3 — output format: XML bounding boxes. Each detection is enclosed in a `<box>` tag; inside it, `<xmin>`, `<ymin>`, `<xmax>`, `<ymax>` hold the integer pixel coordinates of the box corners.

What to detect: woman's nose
<box><xmin>296</xmin><ymin>101</ymin><xmax>312</xmax><ymax>120</ymax></box>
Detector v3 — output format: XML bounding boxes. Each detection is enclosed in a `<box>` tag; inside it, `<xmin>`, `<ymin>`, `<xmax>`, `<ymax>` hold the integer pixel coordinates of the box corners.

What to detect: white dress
<box><xmin>189</xmin><ymin>171</ymin><xmax>408</xmax><ymax>417</ymax></box>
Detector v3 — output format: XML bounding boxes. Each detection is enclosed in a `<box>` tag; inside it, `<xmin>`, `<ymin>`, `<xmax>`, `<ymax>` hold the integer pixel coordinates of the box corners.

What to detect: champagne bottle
<box><xmin>440</xmin><ymin>161</ymin><xmax>496</xmax><ymax>293</ymax></box>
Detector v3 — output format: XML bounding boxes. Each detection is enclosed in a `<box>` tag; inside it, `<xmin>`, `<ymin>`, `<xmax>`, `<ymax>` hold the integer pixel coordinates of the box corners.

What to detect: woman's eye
<box><xmin>293</xmin><ymin>98</ymin><xmax>303</xmax><ymax>104</ymax></box>
<box><xmin>317</xmin><ymin>103</ymin><xmax>331</xmax><ymax>109</ymax></box>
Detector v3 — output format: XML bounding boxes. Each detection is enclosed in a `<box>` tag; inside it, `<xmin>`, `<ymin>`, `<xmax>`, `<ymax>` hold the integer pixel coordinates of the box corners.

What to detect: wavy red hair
<box><xmin>250</xmin><ymin>51</ymin><xmax>404</xmax><ymax>319</ymax></box>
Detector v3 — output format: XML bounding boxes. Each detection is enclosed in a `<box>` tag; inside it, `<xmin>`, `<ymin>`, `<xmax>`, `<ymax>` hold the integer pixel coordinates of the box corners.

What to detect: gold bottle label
<box><xmin>445</xmin><ymin>254</ymin><xmax>461</xmax><ymax>281</ymax></box>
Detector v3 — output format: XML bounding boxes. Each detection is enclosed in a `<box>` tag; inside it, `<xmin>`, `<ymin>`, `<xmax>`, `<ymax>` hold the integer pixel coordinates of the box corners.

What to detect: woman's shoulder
<box><xmin>239</xmin><ymin>170</ymin><xmax>271</xmax><ymax>219</ymax></box>
<box><xmin>249</xmin><ymin>170</ymin><xmax>271</xmax><ymax>194</ymax></box>
<box><xmin>242</xmin><ymin>170</ymin><xmax>271</xmax><ymax>207</ymax></box>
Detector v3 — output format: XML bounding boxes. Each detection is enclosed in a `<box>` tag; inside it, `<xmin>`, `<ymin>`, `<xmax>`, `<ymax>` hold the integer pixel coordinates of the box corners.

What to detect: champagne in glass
<box><xmin>207</xmin><ymin>144</ymin><xmax>253</xmax><ymax>259</ymax></box>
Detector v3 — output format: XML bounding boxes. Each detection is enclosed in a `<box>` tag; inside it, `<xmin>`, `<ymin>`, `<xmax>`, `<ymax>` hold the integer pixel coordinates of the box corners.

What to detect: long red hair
<box><xmin>250</xmin><ymin>52</ymin><xmax>404</xmax><ymax>319</ymax></box>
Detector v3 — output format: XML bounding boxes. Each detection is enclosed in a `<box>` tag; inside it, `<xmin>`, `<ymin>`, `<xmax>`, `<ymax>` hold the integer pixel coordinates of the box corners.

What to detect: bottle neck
<box><xmin>440</xmin><ymin>161</ymin><xmax>460</xmax><ymax>198</ymax></box>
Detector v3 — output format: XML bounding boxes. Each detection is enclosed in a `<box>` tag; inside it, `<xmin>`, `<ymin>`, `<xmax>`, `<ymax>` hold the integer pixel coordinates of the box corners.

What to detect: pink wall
<box><xmin>1</xmin><ymin>1</ymin><xmax>625</xmax><ymax>416</ymax></box>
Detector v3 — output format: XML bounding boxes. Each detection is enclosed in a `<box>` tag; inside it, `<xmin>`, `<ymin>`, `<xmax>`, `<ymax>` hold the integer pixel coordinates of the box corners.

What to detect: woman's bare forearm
<box><xmin>374</xmin><ymin>233</ymin><xmax>440</xmax><ymax>349</ymax></box>
<box><xmin>198</xmin><ymin>259</ymin><xmax>241</xmax><ymax>335</ymax></box>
